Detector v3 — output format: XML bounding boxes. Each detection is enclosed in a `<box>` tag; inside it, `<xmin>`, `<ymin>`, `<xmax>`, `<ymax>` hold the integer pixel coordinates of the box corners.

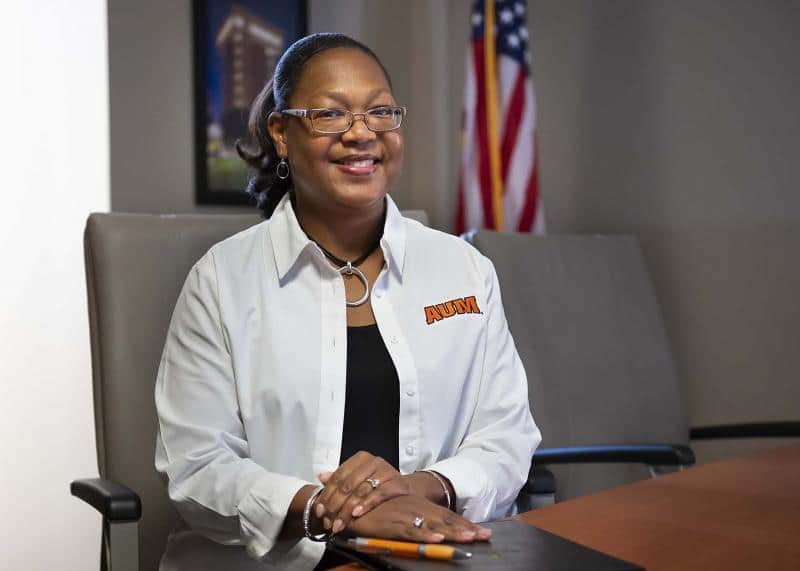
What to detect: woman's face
<box><xmin>271</xmin><ymin>48</ymin><xmax>404</xmax><ymax>214</ymax></box>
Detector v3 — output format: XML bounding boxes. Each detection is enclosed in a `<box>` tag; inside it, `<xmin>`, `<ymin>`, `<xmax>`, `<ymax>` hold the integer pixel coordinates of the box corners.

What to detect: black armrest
<box><xmin>533</xmin><ymin>444</ymin><xmax>695</xmax><ymax>467</ymax></box>
<box><xmin>525</xmin><ymin>466</ymin><xmax>556</xmax><ymax>495</ymax></box>
<box><xmin>71</xmin><ymin>478</ymin><xmax>142</xmax><ymax>523</ymax></box>
<box><xmin>690</xmin><ymin>421</ymin><xmax>800</xmax><ymax>440</ymax></box>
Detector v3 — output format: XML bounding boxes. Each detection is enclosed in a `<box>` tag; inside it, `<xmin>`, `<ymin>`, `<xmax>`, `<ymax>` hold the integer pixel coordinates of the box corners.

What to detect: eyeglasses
<box><xmin>280</xmin><ymin>106</ymin><xmax>407</xmax><ymax>134</ymax></box>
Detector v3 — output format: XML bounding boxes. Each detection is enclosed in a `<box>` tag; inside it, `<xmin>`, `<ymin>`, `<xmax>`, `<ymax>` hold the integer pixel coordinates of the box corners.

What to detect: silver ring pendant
<box><xmin>340</xmin><ymin>262</ymin><xmax>370</xmax><ymax>307</ymax></box>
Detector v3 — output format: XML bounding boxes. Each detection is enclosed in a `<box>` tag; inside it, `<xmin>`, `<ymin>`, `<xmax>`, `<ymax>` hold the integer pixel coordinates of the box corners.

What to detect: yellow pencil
<box><xmin>346</xmin><ymin>537</ymin><xmax>472</xmax><ymax>561</ymax></box>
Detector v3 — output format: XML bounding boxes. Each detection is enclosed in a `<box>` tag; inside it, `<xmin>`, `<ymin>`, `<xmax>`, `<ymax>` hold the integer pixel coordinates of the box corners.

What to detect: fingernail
<box><xmin>315</xmin><ymin>504</ymin><xmax>325</xmax><ymax>519</ymax></box>
<box><xmin>431</xmin><ymin>533</ymin><xmax>445</xmax><ymax>542</ymax></box>
<box><xmin>319</xmin><ymin>471</ymin><xmax>332</xmax><ymax>481</ymax></box>
<box><xmin>459</xmin><ymin>530</ymin><xmax>476</xmax><ymax>541</ymax></box>
<box><xmin>323</xmin><ymin>517</ymin><xmax>332</xmax><ymax>530</ymax></box>
<box><xmin>477</xmin><ymin>528</ymin><xmax>492</xmax><ymax>539</ymax></box>
<box><xmin>352</xmin><ymin>505</ymin><xmax>364</xmax><ymax>517</ymax></box>
<box><xmin>332</xmin><ymin>519</ymin><xmax>344</xmax><ymax>534</ymax></box>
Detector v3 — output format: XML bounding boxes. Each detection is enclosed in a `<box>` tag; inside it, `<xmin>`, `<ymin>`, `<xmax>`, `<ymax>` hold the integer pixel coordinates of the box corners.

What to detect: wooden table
<box><xmin>334</xmin><ymin>445</ymin><xmax>800</xmax><ymax>570</ymax></box>
<box><xmin>517</xmin><ymin>444</ymin><xmax>800</xmax><ymax>570</ymax></box>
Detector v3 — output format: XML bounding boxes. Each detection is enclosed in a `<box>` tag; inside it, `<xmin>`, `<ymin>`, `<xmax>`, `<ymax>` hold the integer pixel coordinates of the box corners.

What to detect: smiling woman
<box><xmin>154</xmin><ymin>33</ymin><xmax>540</xmax><ymax>570</ymax></box>
<box><xmin>268</xmin><ymin>47</ymin><xmax>404</xmax><ymax>233</ymax></box>
<box><xmin>236</xmin><ymin>34</ymin><xmax>398</xmax><ymax>219</ymax></box>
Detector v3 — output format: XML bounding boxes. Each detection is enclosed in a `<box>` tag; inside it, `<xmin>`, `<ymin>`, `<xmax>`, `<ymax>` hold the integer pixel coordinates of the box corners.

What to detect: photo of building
<box><xmin>199</xmin><ymin>0</ymin><xmax>304</xmax><ymax>198</ymax></box>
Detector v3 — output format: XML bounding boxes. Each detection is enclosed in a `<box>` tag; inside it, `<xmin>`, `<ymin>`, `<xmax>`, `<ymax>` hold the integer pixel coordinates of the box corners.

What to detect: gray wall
<box><xmin>526</xmin><ymin>0</ymin><xmax>800</xmax><ymax>461</ymax></box>
<box><xmin>108</xmin><ymin>0</ymin><xmax>251</xmax><ymax>214</ymax></box>
<box><xmin>108</xmin><ymin>0</ymin><xmax>800</xmax><ymax>462</ymax></box>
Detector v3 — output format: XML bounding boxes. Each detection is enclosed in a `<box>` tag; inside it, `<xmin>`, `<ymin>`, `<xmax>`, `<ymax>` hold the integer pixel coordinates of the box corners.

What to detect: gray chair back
<box><xmin>84</xmin><ymin>208</ymin><xmax>428</xmax><ymax>570</ymax></box>
<box><xmin>470</xmin><ymin>232</ymin><xmax>688</xmax><ymax>500</ymax></box>
<box><xmin>85</xmin><ymin>213</ymin><xmax>261</xmax><ymax>571</ymax></box>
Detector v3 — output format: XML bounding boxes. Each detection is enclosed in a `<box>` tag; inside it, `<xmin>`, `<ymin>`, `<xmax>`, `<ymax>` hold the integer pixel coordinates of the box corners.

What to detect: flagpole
<box><xmin>483</xmin><ymin>0</ymin><xmax>504</xmax><ymax>231</ymax></box>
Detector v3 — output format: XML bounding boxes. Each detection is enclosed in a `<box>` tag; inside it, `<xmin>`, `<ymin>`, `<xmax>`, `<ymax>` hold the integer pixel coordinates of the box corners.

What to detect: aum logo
<box><xmin>424</xmin><ymin>296</ymin><xmax>482</xmax><ymax>325</ymax></box>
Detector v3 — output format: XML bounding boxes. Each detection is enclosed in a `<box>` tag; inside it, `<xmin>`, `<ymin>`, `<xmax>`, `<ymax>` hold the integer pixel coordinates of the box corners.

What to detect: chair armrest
<box><xmin>525</xmin><ymin>465</ymin><xmax>556</xmax><ymax>495</ymax></box>
<box><xmin>71</xmin><ymin>478</ymin><xmax>142</xmax><ymax>523</ymax></box>
<box><xmin>533</xmin><ymin>444</ymin><xmax>696</xmax><ymax>467</ymax></box>
<box><xmin>690</xmin><ymin>421</ymin><xmax>800</xmax><ymax>440</ymax></box>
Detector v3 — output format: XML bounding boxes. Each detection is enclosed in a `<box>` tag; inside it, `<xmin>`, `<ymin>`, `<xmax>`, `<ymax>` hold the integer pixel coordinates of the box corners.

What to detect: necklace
<box><xmin>298</xmin><ymin>222</ymin><xmax>381</xmax><ymax>308</ymax></box>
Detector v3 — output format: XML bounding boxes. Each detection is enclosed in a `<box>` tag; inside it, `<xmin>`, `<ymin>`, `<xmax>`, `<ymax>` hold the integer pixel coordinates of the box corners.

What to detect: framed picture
<box><xmin>193</xmin><ymin>0</ymin><xmax>307</xmax><ymax>205</ymax></box>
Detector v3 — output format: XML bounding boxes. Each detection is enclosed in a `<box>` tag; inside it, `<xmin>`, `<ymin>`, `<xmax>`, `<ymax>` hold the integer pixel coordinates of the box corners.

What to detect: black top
<box><xmin>316</xmin><ymin>324</ymin><xmax>400</xmax><ymax>570</ymax></box>
<box><xmin>339</xmin><ymin>323</ymin><xmax>400</xmax><ymax>468</ymax></box>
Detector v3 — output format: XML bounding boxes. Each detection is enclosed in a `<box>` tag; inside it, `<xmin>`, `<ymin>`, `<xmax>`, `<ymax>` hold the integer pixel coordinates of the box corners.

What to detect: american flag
<box><xmin>456</xmin><ymin>0</ymin><xmax>544</xmax><ymax>234</ymax></box>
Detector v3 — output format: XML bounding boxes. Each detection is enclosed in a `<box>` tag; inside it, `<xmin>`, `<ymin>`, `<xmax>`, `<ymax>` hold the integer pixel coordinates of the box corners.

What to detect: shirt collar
<box><xmin>380</xmin><ymin>194</ymin><xmax>407</xmax><ymax>279</ymax></box>
<box><xmin>268</xmin><ymin>193</ymin><xmax>407</xmax><ymax>281</ymax></box>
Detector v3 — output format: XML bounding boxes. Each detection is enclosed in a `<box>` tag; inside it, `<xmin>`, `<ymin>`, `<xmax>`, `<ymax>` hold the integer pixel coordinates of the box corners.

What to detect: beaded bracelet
<box><xmin>303</xmin><ymin>485</ymin><xmax>333</xmax><ymax>542</ymax></box>
<box><xmin>418</xmin><ymin>470</ymin><xmax>454</xmax><ymax>511</ymax></box>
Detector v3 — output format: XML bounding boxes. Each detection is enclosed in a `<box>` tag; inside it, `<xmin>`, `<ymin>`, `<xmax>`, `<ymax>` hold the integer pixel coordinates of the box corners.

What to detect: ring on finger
<box><xmin>412</xmin><ymin>516</ymin><xmax>425</xmax><ymax>528</ymax></box>
<box><xmin>365</xmin><ymin>477</ymin><xmax>380</xmax><ymax>489</ymax></box>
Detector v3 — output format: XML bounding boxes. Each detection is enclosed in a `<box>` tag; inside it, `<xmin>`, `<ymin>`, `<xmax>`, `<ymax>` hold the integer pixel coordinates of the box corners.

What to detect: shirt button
<box><xmin>374</xmin><ymin>291</ymin><xmax>382</xmax><ymax>298</ymax></box>
<box><xmin>406</xmin><ymin>388</ymin><xmax>415</xmax><ymax>397</ymax></box>
<box><xmin>405</xmin><ymin>445</ymin><xmax>415</xmax><ymax>455</ymax></box>
<box><xmin>390</xmin><ymin>336</ymin><xmax>399</xmax><ymax>344</ymax></box>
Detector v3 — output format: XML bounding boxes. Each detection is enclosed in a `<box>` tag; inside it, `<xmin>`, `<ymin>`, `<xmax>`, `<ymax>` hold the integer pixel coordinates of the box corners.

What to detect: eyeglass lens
<box><xmin>310</xmin><ymin>108</ymin><xmax>404</xmax><ymax>133</ymax></box>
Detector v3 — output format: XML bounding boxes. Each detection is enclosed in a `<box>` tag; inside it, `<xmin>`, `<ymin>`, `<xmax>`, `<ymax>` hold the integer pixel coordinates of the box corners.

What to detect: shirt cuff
<box><xmin>237</xmin><ymin>472</ymin><xmax>315</xmax><ymax>562</ymax></box>
<box><xmin>424</xmin><ymin>455</ymin><xmax>496</xmax><ymax>522</ymax></box>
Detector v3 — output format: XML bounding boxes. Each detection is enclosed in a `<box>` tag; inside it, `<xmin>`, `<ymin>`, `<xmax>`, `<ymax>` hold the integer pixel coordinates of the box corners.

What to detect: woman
<box><xmin>155</xmin><ymin>33</ymin><xmax>540</xmax><ymax>570</ymax></box>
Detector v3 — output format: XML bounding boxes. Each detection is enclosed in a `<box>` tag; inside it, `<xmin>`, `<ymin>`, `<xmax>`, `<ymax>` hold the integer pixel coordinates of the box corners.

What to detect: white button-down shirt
<box><xmin>155</xmin><ymin>195</ymin><xmax>540</xmax><ymax>569</ymax></box>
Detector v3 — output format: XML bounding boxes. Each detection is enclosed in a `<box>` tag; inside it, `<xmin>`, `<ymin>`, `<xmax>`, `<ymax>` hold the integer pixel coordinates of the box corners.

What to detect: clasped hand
<box><xmin>313</xmin><ymin>451</ymin><xmax>491</xmax><ymax>543</ymax></box>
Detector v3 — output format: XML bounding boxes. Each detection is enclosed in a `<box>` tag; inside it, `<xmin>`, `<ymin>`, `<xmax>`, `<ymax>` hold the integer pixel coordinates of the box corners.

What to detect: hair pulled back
<box><xmin>236</xmin><ymin>33</ymin><xmax>392</xmax><ymax>218</ymax></box>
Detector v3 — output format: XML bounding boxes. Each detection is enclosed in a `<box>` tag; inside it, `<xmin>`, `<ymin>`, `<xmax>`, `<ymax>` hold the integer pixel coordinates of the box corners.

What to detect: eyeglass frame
<box><xmin>279</xmin><ymin>106</ymin><xmax>407</xmax><ymax>134</ymax></box>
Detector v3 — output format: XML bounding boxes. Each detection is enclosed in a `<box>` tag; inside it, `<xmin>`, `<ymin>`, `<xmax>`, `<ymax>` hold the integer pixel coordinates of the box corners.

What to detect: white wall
<box><xmin>0</xmin><ymin>1</ymin><xmax>108</xmax><ymax>569</ymax></box>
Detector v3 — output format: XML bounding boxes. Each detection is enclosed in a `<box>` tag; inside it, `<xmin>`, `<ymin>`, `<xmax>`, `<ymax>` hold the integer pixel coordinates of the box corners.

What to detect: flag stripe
<box><xmin>504</xmin><ymin>81</ymin><xmax>535</xmax><ymax>228</ymax></box>
<box><xmin>517</xmin><ymin>135</ymin><xmax>540</xmax><ymax>232</ymax></box>
<box><xmin>498</xmin><ymin>57</ymin><xmax>520</xmax><ymax>115</ymax></box>
<box><xmin>500</xmin><ymin>71</ymin><xmax>525</xmax><ymax>186</ymax></box>
<box><xmin>472</xmin><ymin>39</ymin><xmax>495</xmax><ymax>229</ymax></box>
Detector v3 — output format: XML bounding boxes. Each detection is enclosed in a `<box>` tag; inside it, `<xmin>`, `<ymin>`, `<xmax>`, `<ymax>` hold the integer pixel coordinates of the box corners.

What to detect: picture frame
<box><xmin>193</xmin><ymin>0</ymin><xmax>307</xmax><ymax>205</ymax></box>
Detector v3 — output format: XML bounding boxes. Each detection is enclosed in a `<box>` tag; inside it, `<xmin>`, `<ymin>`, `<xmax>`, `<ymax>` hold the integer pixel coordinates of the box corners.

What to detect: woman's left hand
<box><xmin>316</xmin><ymin>451</ymin><xmax>412</xmax><ymax>534</ymax></box>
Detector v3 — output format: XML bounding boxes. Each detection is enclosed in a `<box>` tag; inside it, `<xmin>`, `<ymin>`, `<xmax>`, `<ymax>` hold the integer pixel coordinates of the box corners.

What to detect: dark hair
<box><xmin>236</xmin><ymin>33</ymin><xmax>392</xmax><ymax>218</ymax></box>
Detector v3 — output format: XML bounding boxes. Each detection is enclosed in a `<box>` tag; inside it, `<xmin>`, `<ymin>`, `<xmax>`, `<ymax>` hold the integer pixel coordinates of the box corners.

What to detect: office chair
<box><xmin>70</xmin><ymin>209</ymin><xmax>429</xmax><ymax>571</ymax></box>
<box><xmin>468</xmin><ymin>231</ymin><xmax>800</xmax><ymax>502</ymax></box>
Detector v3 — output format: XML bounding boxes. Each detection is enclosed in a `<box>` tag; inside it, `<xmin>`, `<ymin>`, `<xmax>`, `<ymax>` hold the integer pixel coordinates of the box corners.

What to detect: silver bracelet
<box><xmin>303</xmin><ymin>485</ymin><xmax>332</xmax><ymax>542</ymax></box>
<box><xmin>419</xmin><ymin>470</ymin><xmax>454</xmax><ymax>511</ymax></box>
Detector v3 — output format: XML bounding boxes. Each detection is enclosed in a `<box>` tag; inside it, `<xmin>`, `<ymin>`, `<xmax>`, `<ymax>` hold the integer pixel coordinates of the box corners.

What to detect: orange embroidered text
<box><xmin>424</xmin><ymin>296</ymin><xmax>481</xmax><ymax>325</ymax></box>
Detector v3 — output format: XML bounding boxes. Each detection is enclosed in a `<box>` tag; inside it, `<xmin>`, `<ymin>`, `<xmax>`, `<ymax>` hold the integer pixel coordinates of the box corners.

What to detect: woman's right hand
<box><xmin>315</xmin><ymin>451</ymin><xmax>411</xmax><ymax>534</ymax></box>
<box><xmin>344</xmin><ymin>494</ymin><xmax>492</xmax><ymax>544</ymax></box>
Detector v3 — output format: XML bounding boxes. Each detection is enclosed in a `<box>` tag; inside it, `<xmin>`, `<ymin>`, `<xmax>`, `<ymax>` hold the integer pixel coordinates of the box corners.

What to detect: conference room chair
<box><xmin>70</xmin><ymin>209</ymin><xmax>427</xmax><ymax>571</ymax></box>
<box><xmin>468</xmin><ymin>230</ymin><xmax>800</xmax><ymax>503</ymax></box>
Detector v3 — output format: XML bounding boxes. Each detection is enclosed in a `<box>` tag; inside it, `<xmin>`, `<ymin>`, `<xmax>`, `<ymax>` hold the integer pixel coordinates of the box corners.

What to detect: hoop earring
<box><xmin>276</xmin><ymin>158</ymin><xmax>290</xmax><ymax>180</ymax></box>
